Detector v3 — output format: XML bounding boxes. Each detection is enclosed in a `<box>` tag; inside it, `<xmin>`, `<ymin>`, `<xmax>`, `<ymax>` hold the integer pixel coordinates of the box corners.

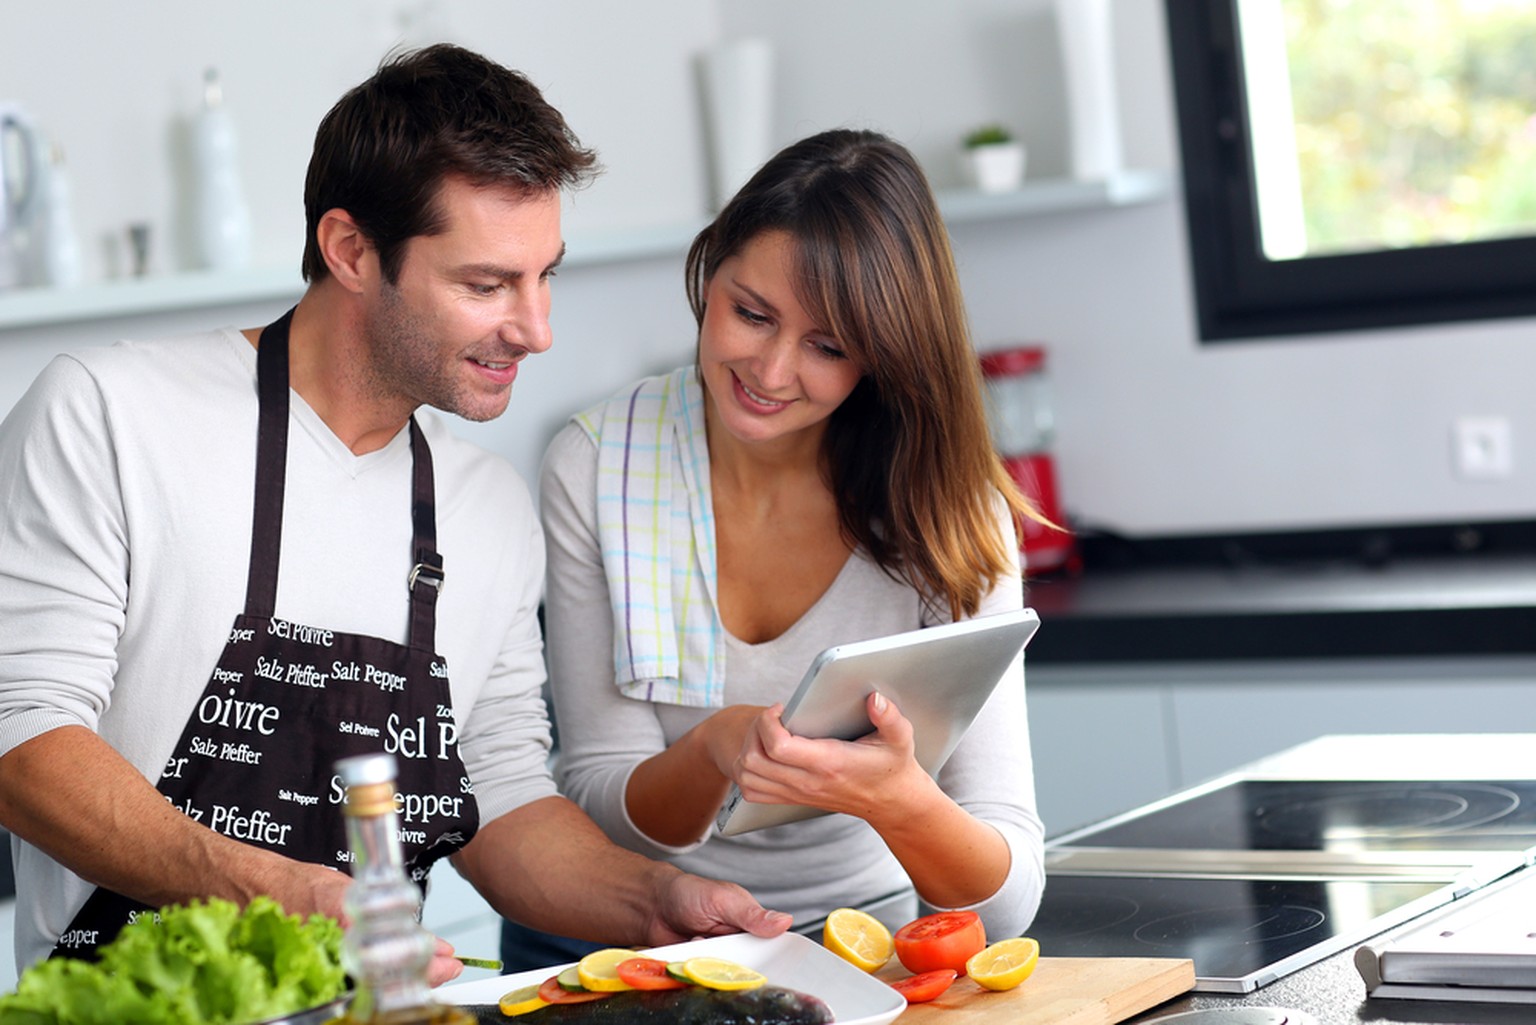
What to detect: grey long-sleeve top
<box><xmin>538</xmin><ymin>417</ymin><xmax>1045</xmax><ymax>938</ymax></box>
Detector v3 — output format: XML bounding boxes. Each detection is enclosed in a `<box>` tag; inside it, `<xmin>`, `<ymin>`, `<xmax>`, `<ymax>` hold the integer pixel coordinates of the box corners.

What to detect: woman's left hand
<box><xmin>737</xmin><ymin>693</ymin><xmax>1014</xmax><ymax>912</ymax></box>
<box><xmin>732</xmin><ymin>692</ymin><xmax>937</xmax><ymax>822</ymax></box>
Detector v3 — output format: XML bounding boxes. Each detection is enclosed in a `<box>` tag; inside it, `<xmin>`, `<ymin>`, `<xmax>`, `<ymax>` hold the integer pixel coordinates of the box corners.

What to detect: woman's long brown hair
<box><xmin>686</xmin><ymin>129</ymin><xmax>1047</xmax><ymax>619</ymax></box>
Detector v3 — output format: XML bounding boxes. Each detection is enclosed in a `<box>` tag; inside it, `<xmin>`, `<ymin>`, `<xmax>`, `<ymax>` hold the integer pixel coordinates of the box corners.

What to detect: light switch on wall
<box><xmin>1452</xmin><ymin>416</ymin><xmax>1513</xmax><ymax>479</ymax></box>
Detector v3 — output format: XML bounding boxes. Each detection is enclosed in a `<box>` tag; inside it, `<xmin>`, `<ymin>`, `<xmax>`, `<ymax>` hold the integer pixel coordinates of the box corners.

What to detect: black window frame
<box><xmin>1164</xmin><ymin>1</ymin><xmax>1536</xmax><ymax>343</ymax></box>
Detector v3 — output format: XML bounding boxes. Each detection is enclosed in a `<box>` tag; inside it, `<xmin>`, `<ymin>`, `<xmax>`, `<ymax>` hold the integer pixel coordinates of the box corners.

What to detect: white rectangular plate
<box><xmin>434</xmin><ymin>931</ymin><xmax>905</xmax><ymax>1024</ymax></box>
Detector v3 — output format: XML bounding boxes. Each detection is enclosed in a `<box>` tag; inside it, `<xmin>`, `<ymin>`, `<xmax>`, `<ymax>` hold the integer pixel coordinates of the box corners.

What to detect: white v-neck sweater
<box><xmin>0</xmin><ymin>329</ymin><xmax>556</xmax><ymax>969</ymax></box>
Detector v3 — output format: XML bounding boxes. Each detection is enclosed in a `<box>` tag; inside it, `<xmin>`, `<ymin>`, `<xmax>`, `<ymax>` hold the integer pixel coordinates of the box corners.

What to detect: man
<box><xmin>0</xmin><ymin>43</ymin><xmax>789</xmax><ymax>980</ymax></box>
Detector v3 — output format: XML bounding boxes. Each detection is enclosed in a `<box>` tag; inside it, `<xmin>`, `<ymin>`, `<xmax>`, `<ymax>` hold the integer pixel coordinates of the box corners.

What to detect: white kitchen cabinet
<box><xmin>1026</xmin><ymin>667</ymin><xmax>1177</xmax><ymax>837</ymax></box>
<box><xmin>1169</xmin><ymin>656</ymin><xmax>1536</xmax><ymax>785</ymax></box>
<box><xmin>1026</xmin><ymin>655</ymin><xmax>1536</xmax><ymax>839</ymax></box>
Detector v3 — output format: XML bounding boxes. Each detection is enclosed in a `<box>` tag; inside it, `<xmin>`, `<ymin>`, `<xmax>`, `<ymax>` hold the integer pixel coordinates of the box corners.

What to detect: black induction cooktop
<box><xmin>1057</xmin><ymin>779</ymin><xmax>1536</xmax><ymax>854</ymax></box>
<box><xmin>1031</xmin><ymin>777</ymin><xmax>1536</xmax><ymax>992</ymax></box>
<box><xmin>1028</xmin><ymin>873</ymin><xmax>1453</xmax><ymax>992</ymax></box>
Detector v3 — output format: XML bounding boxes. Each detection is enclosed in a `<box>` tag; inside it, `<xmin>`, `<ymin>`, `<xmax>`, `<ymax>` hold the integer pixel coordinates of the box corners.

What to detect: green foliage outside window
<box><xmin>1281</xmin><ymin>0</ymin><xmax>1536</xmax><ymax>256</ymax></box>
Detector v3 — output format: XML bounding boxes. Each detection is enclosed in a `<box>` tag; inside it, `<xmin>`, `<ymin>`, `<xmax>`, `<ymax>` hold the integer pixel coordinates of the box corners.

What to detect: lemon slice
<box><xmin>965</xmin><ymin>936</ymin><xmax>1040</xmax><ymax>991</ymax></box>
<box><xmin>577</xmin><ymin>947</ymin><xmax>640</xmax><ymax>991</ymax></box>
<box><xmin>681</xmin><ymin>956</ymin><xmax>767</xmax><ymax>990</ymax></box>
<box><xmin>498</xmin><ymin>983</ymin><xmax>549</xmax><ymax>1016</ymax></box>
<box><xmin>823</xmin><ymin>907</ymin><xmax>894</xmax><ymax>972</ymax></box>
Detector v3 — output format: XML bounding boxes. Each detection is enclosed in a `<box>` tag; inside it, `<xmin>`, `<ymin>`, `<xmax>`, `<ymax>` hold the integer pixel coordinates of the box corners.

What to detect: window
<box><xmin>1165</xmin><ymin>0</ymin><xmax>1536</xmax><ymax>341</ymax></box>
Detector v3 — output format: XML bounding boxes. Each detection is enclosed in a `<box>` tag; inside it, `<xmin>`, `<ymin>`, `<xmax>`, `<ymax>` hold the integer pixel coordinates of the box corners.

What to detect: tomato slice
<box><xmin>537</xmin><ymin>974</ymin><xmax>611</xmax><ymax>1004</ymax></box>
<box><xmin>890</xmin><ymin>968</ymin><xmax>958</xmax><ymax>1003</ymax></box>
<box><xmin>893</xmin><ymin>911</ymin><xmax>988</xmax><ymax>975</ymax></box>
<box><xmin>616</xmin><ymin>956</ymin><xmax>689</xmax><ymax>990</ymax></box>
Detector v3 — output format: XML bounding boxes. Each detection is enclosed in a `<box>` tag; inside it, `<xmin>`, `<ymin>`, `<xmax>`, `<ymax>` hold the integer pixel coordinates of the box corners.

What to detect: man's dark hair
<box><xmin>301</xmin><ymin>43</ymin><xmax>598</xmax><ymax>283</ymax></box>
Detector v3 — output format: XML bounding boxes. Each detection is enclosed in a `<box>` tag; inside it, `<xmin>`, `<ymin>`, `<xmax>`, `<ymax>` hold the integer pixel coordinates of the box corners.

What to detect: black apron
<box><xmin>53</xmin><ymin>308</ymin><xmax>480</xmax><ymax>958</ymax></box>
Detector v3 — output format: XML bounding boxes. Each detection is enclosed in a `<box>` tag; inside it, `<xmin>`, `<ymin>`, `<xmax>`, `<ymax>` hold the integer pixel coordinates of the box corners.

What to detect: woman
<box><xmin>502</xmin><ymin>129</ymin><xmax>1047</xmax><ymax>968</ymax></box>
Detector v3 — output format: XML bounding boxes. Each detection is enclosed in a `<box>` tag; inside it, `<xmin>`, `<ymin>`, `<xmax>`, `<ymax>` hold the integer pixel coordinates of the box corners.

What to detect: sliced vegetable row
<box><xmin>499</xmin><ymin>948</ymin><xmax>768</xmax><ymax>1017</ymax></box>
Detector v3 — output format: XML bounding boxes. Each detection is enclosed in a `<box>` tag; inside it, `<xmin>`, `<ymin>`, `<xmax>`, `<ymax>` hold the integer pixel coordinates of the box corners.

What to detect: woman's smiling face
<box><xmin>698</xmin><ymin>230</ymin><xmax>863</xmax><ymax>451</ymax></box>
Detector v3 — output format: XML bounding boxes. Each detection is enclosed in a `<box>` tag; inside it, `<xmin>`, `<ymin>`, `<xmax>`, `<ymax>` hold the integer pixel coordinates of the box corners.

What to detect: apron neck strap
<box><xmin>407</xmin><ymin>418</ymin><xmax>443</xmax><ymax>651</ymax></box>
<box><xmin>246</xmin><ymin>308</ymin><xmax>443</xmax><ymax>650</ymax></box>
<box><xmin>246</xmin><ymin>310</ymin><xmax>293</xmax><ymax>620</ymax></box>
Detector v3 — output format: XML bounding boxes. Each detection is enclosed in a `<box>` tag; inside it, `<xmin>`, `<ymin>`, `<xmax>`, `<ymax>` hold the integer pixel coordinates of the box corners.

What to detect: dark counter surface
<box><xmin>1024</xmin><ymin>519</ymin><xmax>1536</xmax><ymax>664</ymax></box>
<box><xmin>1126</xmin><ymin>942</ymin><xmax>1532</xmax><ymax>1025</ymax></box>
<box><xmin>1120</xmin><ymin>735</ymin><xmax>1536</xmax><ymax>1024</ymax></box>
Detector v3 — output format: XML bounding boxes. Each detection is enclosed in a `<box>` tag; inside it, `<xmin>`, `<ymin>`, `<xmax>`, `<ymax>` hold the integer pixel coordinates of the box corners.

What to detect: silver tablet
<box><xmin>715</xmin><ymin>607</ymin><xmax>1040</xmax><ymax>837</ymax></box>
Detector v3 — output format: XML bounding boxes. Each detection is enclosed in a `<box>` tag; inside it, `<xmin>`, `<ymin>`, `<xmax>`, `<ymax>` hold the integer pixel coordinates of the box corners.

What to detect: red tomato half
<box><xmin>894</xmin><ymin>911</ymin><xmax>987</xmax><ymax>975</ymax></box>
<box><xmin>890</xmin><ymin>968</ymin><xmax>958</xmax><ymax>1003</ymax></box>
<box><xmin>616</xmin><ymin>957</ymin><xmax>688</xmax><ymax>990</ymax></box>
<box><xmin>537</xmin><ymin>975</ymin><xmax>610</xmax><ymax>1004</ymax></box>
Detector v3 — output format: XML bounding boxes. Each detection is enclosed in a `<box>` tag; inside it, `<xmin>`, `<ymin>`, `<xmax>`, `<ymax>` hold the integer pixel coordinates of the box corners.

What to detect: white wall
<box><xmin>2</xmin><ymin>0</ymin><xmax>1534</xmax><ymax>536</ymax></box>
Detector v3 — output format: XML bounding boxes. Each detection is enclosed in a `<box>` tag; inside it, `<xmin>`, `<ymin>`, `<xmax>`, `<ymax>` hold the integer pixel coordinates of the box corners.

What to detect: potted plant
<box><xmin>961</xmin><ymin>123</ymin><xmax>1027</xmax><ymax>194</ymax></box>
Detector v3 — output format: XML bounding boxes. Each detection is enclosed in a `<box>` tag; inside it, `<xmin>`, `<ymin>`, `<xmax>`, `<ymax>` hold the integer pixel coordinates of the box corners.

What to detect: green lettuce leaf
<box><xmin>0</xmin><ymin>897</ymin><xmax>346</xmax><ymax>1025</ymax></box>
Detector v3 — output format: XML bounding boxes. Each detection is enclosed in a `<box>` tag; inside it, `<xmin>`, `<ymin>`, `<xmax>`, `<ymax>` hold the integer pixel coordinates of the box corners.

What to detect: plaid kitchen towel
<box><xmin>575</xmin><ymin>367</ymin><xmax>726</xmax><ymax>707</ymax></box>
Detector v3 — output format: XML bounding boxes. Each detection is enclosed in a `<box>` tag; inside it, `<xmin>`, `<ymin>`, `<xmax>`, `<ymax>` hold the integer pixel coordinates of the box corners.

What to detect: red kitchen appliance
<box><xmin>978</xmin><ymin>345</ymin><xmax>1077</xmax><ymax>575</ymax></box>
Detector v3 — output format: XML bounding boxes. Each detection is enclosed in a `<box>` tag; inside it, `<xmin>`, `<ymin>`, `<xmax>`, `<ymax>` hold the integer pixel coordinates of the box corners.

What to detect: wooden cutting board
<box><xmin>876</xmin><ymin>956</ymin><xmax>1195</xmax><ymax>1024</ymax></box>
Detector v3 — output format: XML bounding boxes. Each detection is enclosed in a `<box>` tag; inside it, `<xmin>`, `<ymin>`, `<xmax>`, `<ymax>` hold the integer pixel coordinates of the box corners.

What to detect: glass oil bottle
<box><xmin>335</xmin><ymin>752</ymin><xmax>472</xmax><ymax>1025</ymax></box>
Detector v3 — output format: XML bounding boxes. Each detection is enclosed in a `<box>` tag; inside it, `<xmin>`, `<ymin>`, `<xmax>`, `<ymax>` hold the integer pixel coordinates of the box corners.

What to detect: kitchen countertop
<box><xmin>1117</xmin><ymin>734</ymin><xmax>1536</xmax><ymax>1025</ymax></box>
<box><xmin>1024</xmin><ymin>520</ymin><xmax>1536</xmax><ymax>663</ymax></box>
<box><xmin>1126</xmin><ymin>940</ymin><xmax>1532</xmax><ymax>1025</ymax></box>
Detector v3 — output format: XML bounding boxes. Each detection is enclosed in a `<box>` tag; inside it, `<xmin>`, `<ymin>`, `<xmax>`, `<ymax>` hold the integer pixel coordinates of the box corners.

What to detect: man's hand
<box><xmin>428</xmin><ymin>936</ymin><xmax>466</xmax><ymax>987</ymax></box>
<box><xmin>250</xmin><ymin>859</ymin><xmax>354</xmax><ymax>924</ymax></box>
<box><xmin>645</xmin><ymin>869</ymin><xmax>793</xmax><ymax>947</ymax></box>
<box><xmin>314</xmin><ymin>872</ymin><xmax>463</xmax><ymax>989</ymax></box>
<box><xmin>456</xmin><ymin>796</ymin><xmax>792</xmax><ymax>950</ymax></box>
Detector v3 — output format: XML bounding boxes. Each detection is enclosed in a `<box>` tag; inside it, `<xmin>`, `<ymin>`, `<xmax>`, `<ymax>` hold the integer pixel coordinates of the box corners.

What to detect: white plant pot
<box><xmin>964</xmin><ymin>142</ymin><xmax>1027</xmax><ymax>194</ymax></box>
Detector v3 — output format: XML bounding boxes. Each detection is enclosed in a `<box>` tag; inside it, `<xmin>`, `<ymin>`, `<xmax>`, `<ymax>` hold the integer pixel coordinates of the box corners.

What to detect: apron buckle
<box><xmin>408</xmin><ymin>562</ymin><xmax>445</xmax><ymax>594</ymax></box>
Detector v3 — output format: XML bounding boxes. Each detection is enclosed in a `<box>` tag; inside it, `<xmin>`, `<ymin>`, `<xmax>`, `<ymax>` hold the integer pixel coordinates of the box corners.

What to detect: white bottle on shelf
<box><xmin>35</xmin><ymin>142</ymin><xmax>82</xmax><ymax>288</ymax></box>
<box><xmin>698</xmin><ymin>37</ymin><xmax>774</xmax><ymax>212</ymax></box>
<box><xmin>191</xmin><ymin>68</ymin><xmax>253</xmax><ymax>272</ymax></box>
<box><xmin>1054</xmin><ymin>0</ymin><xmax>1124</xmax><ymax>182</ymax></box>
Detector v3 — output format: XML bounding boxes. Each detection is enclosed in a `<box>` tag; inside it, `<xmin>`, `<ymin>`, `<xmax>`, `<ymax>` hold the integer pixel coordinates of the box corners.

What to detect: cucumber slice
<box><xmin>665</xmin><ymin>961</ymin><xmax>691</xmax><ymax>983</ymax></box>
<box><xmin>557</xmin><ymin>965</ymin><xmax>586</xmax><ymax>991</ymax></box>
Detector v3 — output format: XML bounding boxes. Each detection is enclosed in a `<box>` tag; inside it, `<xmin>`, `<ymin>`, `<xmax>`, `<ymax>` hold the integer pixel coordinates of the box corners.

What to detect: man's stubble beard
<box><xmin>364</xmin><ymin>280</ymin><xmax>509</xmax><ymax>423</ymax></box>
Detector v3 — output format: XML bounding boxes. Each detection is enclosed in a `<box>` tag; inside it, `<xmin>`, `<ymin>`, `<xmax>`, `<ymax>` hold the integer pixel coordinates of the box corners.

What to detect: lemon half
<box><xmin>965</xmin><ymin>936</ymin><xmax>1040</xmax><ymax>991</ymax></box>
<box><xmin>823</xmin><ymin>907</ymin><xmax>894</xmax><ymax>972</ymax></box>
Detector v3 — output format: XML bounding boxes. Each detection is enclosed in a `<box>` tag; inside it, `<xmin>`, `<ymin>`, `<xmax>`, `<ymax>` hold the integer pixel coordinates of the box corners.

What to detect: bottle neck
<box><xmin>347</xmin><ymin>799</ymin><xmax>407</xmax><ymax>879</ymax></box>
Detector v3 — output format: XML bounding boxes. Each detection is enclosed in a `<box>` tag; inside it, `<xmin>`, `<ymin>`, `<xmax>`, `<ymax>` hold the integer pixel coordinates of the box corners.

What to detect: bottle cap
<box><xmin>978</xmin><ymin>345</ymin><xmax>1046</xmax><ymax>378</ymax></box>
<box><xmin>203</xmin><ymin>67</ymin><xmax>224</xmax><ymax>108</ymax></box>
<box><xmin>336</xmin><ymin>752</ymin><xmax>398</xmax><ymax>787</ymax></box>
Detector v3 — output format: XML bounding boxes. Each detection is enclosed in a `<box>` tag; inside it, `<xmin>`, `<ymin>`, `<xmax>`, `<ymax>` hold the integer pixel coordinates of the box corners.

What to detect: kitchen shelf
<box><xmin>0</xmin><ymin>168</ymin><xmax>1173</xmax><ymax>332</ymax></box>
<box><xmin>937</xmin><ymin>167</ymin><xmax>1174</xmax><ymax>222</ymax></box>
<box><xmin>0</xmin><ymin>266</ymin><xmax>307</xmax><ymax>332</ymax></box>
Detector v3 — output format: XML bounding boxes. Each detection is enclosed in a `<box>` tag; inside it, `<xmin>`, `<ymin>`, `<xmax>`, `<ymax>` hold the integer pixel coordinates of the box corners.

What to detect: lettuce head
<box><xmin>0</xmin><ymin>896</ymin><xmax>345</xmax><ymax>1025</ymax></box>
